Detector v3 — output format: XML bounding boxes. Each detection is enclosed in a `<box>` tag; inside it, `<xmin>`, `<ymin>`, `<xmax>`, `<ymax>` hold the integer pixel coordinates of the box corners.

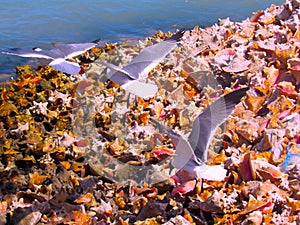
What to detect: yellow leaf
<box><xmin>60</xmin><ymin>161</ymin><xmax>71</xmax><ymax>170</ymax></box>
<box><xmin>0</xmin><ymin>102</ymin><xmax>18</xmax><ymax>117</ymax></box>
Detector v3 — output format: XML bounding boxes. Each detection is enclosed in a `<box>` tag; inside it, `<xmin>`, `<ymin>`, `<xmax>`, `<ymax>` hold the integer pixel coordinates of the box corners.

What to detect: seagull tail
<box><xmin>194</xmin><ymin>164</ymin><xmax>227</xmax><ymax>181</ymax></box>
<box><xmin>92</xmin><ymin>38</ymin><xmax>106</xmax><ymax>48</ymax></box>
<box><xmin>167</xmin><ymin>28</ymin><xmax>185</xmax><ymax>42</ymax></box>
<box><xmin>92</xmin><ymin>38</ymin><xmax>101</xmax><ymax>44</ymax></box>
<box><xmin>122</xmin><ymin>80</ymin><xmax>158</xmax><ymax>99</ymax></box>
<box><xmin>175</xmin><ymin>161</ymin><xmax>228</xmax><ymax>182</ymax></box>
<box><xmin>49</xmin><ymin>58</ymin><xmax>81</xmax><ymax>75</ymax></box>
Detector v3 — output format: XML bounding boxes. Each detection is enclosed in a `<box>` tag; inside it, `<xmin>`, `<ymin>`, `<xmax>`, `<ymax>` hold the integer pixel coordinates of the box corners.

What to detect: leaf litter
<box><xmin>0</xmin><ymin>0</ymin><xmax>300</xmax><ymax>224</ymax></box>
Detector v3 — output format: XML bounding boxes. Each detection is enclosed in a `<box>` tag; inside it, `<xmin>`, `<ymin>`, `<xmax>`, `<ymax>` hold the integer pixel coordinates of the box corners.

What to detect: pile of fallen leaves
<box><xmin>0</xmin><ymin>0</ymin><xmax>300</xmax><ymax>224</ymax></box>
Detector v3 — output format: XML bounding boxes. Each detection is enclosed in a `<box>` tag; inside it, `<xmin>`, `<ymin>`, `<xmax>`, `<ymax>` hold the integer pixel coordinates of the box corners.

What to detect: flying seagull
<box><xmin>98</xmin><ymin>29</ymin><xmax>185</xmax><ymax>98</ymax></box>
<box><xmin>158</xmin><ymin>87</ymin><xmax>249</xmax><ymax>182</ymax></box>
<box><xmin>1</xmin><ymin>39</ymin><xmax>102</xmax><ymax>74</ymax></box>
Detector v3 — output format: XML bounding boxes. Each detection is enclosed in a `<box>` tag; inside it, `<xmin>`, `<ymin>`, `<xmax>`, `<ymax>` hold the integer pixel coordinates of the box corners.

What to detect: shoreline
<box><xmin>0</xmin><ymin>0</ymin><xmax>299</xmax><ymax>224</ymax></box>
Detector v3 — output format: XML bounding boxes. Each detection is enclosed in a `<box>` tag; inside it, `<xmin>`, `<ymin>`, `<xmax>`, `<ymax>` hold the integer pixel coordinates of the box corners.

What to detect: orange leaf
<box><xmin>0</xmin><ymin>201</ymin><xmax>8</xmax><ymax>213</ymax></box>
<box><xmin>277</xmin><ymin>81</ymin><xmax>297</xmax><ymax>98</ymax></box>
<box><xmin>245</xmin><ymin>93</ymin><xmax>266</xmax><ymax>113</ymax></box>
<box><xmin>137</xmin><ymin>112</ymin><xmax>150</xmax><ymax>125</ymax></box>
<box><xmin>75</xmin><ymin>193</ymin><xmax>94</xmax><ymax>204</ymax></box>
<box><xmin>171</xmin><ymin>180</ymin><xmax>196</xmax><ymax>196</ymax></box>
<box><xmin>151</xmin><ymin>147</ymin><xmax>175</xmax><ymax>156</ymax></box>
<box><xmin>287</xmin><ymin>197</ymin><xmax>300</xmax><ymax>213</ymax></box>
<box><xmin>60</xmin><ymin>161</ymin><xmax>71</xmax><ymax>170</ymax></box>
<box><xmin>29</xmin><ymin>172</ymin><xmax>48</xmax><ymax>188</ymax></box>
<box><xmin>71</xmin><ymin>211</ymin><xmax>92</xmax><ymax>225</ymax></box>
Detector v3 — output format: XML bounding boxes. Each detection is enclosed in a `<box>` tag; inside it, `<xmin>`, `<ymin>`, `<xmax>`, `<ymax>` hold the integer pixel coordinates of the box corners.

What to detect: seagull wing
<box><xmin>123</xmin><ymin>29</ymin><xmax>185</xmax><ymax>79</ymax></box>
<box><xmin>1</xmin><ymin>39</ymin><xmax>102</xmax><ymax>60</ymax></box>
<box><xmin>169</xmin><ymin>87</ymin><xmax>249</xmax><ymax>181</ymax></box>
<box><xmin>188</xmin><ymin>87</ymin><xmax>249</xmax><ymax>162</ymax></box>
<box><xmin>0</xmin><ymin>48</ymin><xmax>54</xmax><ymax>59</ymax></box>
<box><xmin>151</xmin><ymin>119</ymin><xmax>198</xmax><ymax>169</ymax></box>
<box><xmin>100</xmin><ymin>61</ymin><xmax>134</xmax><ymax>79</ymax></box>
<box><xmin>170</xmin><ymin>134</ymin><xmax>199</xmax><ymax>169</ymax></box>
<box><xmin>98</xmin><ymin>61</ymin><xmax>136</xmax><ymax>86</ymax></box>
<box><xmin>97</xmin><ymin>60</ymin><xmax>158</xmax><ymax>98</ymax></box>
<box><xmin>122</xmin><ymin>80</ymin><xmax>158</xmax><ymax>99</ymax></box>
<box><xmin>155</xmin><ymin>118</ymin><xmax>228</xmax><ymax>181</ymax></box>
<box><xmin>49</xmin><ymin>41</ymin><xmax>99</xmax><ymax>59</ymax></box>
<box><xmin>49</xmin><ymin>58</ymin><xmax>81</xmax><ymax>74</ymax></box>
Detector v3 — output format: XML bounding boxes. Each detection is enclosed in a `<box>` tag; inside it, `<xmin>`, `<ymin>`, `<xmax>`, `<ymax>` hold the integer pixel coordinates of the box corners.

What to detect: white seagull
<box><xmin>99</xmin><ymin>29</ymin><xmax>185</xmax><ymax>98</ymax></box>
<box><xmin>1</xmin><ymin>39</ymin><xmax>103</xmax><ymax>74</ymax></box>
<box><xmin>161</xmin><ymin>87</ymin><xmax>249</xmax><ymax>182</ymax></box>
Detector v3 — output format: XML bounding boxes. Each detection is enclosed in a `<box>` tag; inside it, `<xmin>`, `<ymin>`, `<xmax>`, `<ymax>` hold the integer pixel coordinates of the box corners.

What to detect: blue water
<box><xmin>0</xmin><ymin>0</ymin><xmax>284</xmax><ymax>78</ymax></box>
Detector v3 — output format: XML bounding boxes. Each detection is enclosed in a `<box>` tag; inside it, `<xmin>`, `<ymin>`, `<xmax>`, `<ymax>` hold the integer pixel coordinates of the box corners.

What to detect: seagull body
<box><xmin>100</xmin><ymin>29</ymin><xmax>185</xmax><ymax>98</ymax></box>
<box><xmin>1</xmin><ymin>40</ymin><xmax>102</xmax><ymax>74</ymax></box>
<box><xmin>165</xmin><ymin>87</ymin><xmax>249</xmax><ymax>182</ymax></box>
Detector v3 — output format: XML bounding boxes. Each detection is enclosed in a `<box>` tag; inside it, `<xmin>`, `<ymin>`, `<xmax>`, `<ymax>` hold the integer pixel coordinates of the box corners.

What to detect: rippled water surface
<box><xmin>0</xmin><ymin>0</ymin><xmax>284</xmax><ymax>77</ymax></box>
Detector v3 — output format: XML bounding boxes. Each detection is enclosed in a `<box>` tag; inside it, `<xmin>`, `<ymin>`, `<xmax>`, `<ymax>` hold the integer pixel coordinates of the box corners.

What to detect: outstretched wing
<box><xmin>53</xmin><ymin>41</ymin><xmax>101</xmax><ymax>59</ymax></box>
<box><xmin>49</xmin><ymin>58</ymin><xmax>81</xmax><ymax>74</ymax></box>
<box><xmin>0</xmin><ymin>48</ymin><xmax>54</xmax><ymax>59</ymax></box>
<box><xmin>1</xmin><ymin>39</ymin><xmax>102</xmax><ymax>60</ymax></box>
<box><xmin>189</xmin><ymin>87</ymin><xmax>249</xmax><ymax>162</ymax></box>
<box><xmin>151</xmin><ymin>118</ymin><xmax>198</xmax><ymax>169</ymax></box>
<box><xmin>98</xmin><ymin>61</ymin><xmax>135</xmax><ymax>86</ymax></box>
<box><xmin>123</xmin><ymin>29</ymin><xmax>185</xmax><ymax>79</ymax></box>
<box><xmin>96</xmin><ymin>60</ymin><xmax>158</xmax><ymax>98</ymax></box>
<box><xmin>122</xmin><ymin>80</ymin><xmax>158</xmax><ymax>99</ymax></box>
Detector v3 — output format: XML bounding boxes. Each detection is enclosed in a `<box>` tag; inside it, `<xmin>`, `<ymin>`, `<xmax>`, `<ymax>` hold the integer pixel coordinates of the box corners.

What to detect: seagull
<box><xmin>98</xmin><ymin>29</ymin><xmax>185</xmax><ymax>98</ymax></box>
<box><xmin>157</xmin><ymin>87</ymin><xmax>249</xmax><ymax>182</ymax></box>
<box><xmin>0</xmin><ymin>39</ymin><xmax>103</xmax><ymax>74</ymax></box>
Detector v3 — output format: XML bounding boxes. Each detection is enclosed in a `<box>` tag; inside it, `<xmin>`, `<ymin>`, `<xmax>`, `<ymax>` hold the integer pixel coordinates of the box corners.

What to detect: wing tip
<box><xmin>0</xmin><ymin>48</ymin><xmax>19</xmax><ymax>55</ymax></box>
<box><xmin>167</xmin><ymin>28</ymin><xmax>185</xmax><ymax>42</ymax></box>
<box><xmin>225</xmin><ymin>86</ymin><xmax>250</xmax><ymax>103</ymax></box>
<box><xmin>92</xmin><ymin>38</ymin><xmax>101</xmax><ymax>44</ymax></box>
<box><xmin>92</xmin><ymin>38</ymin><xmax>106</xmax><ymax>47</ymax></box>
<box><xmin>123</xmin><ymin>80</ymin><xmax>158</xmax><ymax>98</ymax></box>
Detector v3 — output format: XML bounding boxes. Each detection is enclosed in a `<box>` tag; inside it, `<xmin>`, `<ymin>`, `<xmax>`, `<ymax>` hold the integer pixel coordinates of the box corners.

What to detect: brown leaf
<box><xmin>17</xmin><ymin>211</ymin><xmax>42</xmax><ymax>225</ymax></box>
<box><xmin>136</xmin><ymin>200</ymin><xmax>168</xmax><ymax>220</ymax></box>
<box><xmin>134</xmin><ymin>186</ymin><xmax>158</xmax><ymax>199</ymax></box>
<box><xmin>90</xmin><ymin>199</ymin><xmax>112</xmax><ymax>219</ymax></box>
<box><xmin>222</xmin><ymin>57</ymin><xmax>250</xmax><ymax>73</ymax></box>
<box><xmin>239</xmin><ymin>195</ymin><xmax>272</xmax><ymax>215</ymax></box>
<box><xmin>235</xmin><ymin>120</ymin><xmax>260</xmax><ymax>143</ymax></box>
<box><xmin>239</xmin><ymin>152</ymin><xmax>254</xmax><ymax>181</ymax></box>
<box><xmin>199</xmin><ymin>190</ymin><xmax>224</xmax><ymax>213</ymax></box>
<box><xmin>76</xmin><ymin>80</ymin><xmax>93</xmax><ymax>95</ymax></box>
